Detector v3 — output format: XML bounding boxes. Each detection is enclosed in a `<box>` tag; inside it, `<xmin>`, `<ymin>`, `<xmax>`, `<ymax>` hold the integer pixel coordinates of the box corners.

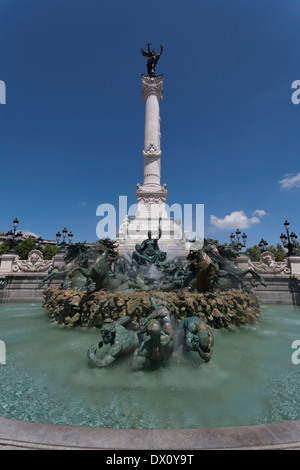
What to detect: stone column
<box><xmin>142</xmin><ymin>74</ymin><xmax>163</xmax><ymax>188</ymax></box>
<box><xmin>117</xmin><ymin>72</ymin><xmax>191</xmax><ymax>257</ymax></box>
<box><xmin>136</xmin><ymin>74</ymin><xmax>167</xmax><ymax>221</ymax></box>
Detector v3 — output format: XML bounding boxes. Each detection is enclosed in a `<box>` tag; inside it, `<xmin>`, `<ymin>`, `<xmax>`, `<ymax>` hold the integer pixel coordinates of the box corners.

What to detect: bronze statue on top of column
<box><xmin>141</xmin><ymin>43</ymin><xmax>163</xmax><ymax>77</ymax></box>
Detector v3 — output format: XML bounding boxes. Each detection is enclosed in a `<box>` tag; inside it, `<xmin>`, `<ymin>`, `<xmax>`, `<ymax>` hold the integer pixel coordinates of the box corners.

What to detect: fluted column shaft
<box><xmin>141</xmin><ymin>75</ymin><xmax>164</xmax><ymax>190</ymax></box>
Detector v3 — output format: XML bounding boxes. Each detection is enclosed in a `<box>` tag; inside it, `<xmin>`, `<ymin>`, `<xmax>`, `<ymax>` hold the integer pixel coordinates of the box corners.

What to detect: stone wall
<box><xmin>251</xmin><ymin>274</ymin><xmax>300</xmax><ymax>305</ymax></box>
<box><xmin>43</xmin><ymin>286</ymin><xmax>261</xmax><ymax>329</ymax></box>
<box><xmin>235</xmin><ymin>254</ymin><xmax>300</xmax><ymax>305</ymax></box>
<box><xmin>2</xmin><ymin>249</ymin><xmax>299</xmax><ymax>305</ymax></box>
<box><xmin>0</xmin><ymin>273</ymin><xmax>63</xmax><ymax>303</ymax></box>
<box><xmin>0</xmin><ymin>252</ymin><xmax>65</xmax><ymax>303</ymax></box>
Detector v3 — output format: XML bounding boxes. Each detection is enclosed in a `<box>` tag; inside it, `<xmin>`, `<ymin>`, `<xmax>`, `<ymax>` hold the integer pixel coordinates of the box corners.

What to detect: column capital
<box><xmin>141</xmin><ymin>74</ymin><xmax>164</xmax><ymax>100</ymax></box>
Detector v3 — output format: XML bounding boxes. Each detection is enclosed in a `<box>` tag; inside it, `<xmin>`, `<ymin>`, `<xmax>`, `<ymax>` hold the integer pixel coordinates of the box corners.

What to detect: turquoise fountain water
<box><xmin>0</xmin><ymin>303</ymin><xmax>299</xmax><ymax>429</ymax></box>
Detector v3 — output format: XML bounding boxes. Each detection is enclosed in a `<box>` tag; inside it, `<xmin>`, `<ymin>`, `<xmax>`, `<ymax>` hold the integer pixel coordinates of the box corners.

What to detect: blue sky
<box><xmin>0</xmin><ymin>0</ymin><xmax>300</xmax><ymax>249</ymax></box>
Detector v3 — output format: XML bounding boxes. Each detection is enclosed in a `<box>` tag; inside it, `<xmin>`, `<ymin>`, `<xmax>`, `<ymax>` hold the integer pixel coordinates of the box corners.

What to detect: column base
<box><xmin>117</xmin><ymin>214</ymin><xmax>191</xmax><ymax>261</ymax></box>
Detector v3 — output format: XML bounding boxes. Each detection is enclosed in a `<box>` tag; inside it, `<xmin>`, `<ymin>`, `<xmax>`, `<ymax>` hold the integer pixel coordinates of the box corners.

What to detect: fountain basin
<box><xmin>0</xmin><ymin>302</ymin><xmax>299</xmax><ymax>435</ymax></box>
<box><xmin>0</xmin><ymin>418</ymin><xmax>300</xmax><ymax>450</ymax></box>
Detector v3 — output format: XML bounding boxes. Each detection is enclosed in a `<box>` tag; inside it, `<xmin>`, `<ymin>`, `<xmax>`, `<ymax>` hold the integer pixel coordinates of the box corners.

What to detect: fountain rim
<box><xmin>0</xmin><ymin>417</ymin><xmax>299</xmax><ymax>450</ymax></box>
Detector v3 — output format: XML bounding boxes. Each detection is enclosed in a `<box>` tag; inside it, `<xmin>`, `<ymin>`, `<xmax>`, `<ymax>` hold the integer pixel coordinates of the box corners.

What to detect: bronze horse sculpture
<box><xmin>36</xmin><ymin>242</ymin><xmax>90</xmax><ymax>291</ymax></box>
<box><xmin>188</xmin><ymin>239</ymin><xmax>267</xmax><ymax>293</ymax></box>
<box><xmin>68</xmin><ymin>241</ymin><xmax>126</xmax><ymax>292</ymax></box>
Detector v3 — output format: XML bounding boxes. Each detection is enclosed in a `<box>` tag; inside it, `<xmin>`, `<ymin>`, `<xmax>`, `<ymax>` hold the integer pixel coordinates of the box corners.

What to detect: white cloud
<box><xmin>252</xmin><ymin>209</ymin><xmax>267</xmax><ymax>217</ymax></box>
<box><xmin>279</xmin><ymin>173</ymin><xmax>300</xmax><ymax>189</ymax></box>
<box><xmin>209</xmin><ymin>210</ymin><xmax>265</xmax><ymax>232</ymax></box>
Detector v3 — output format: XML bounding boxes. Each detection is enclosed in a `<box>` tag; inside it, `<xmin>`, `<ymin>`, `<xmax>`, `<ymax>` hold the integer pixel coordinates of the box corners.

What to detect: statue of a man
<box><xmin>131</xmin><ymin>219</ymin><xmax>165</xmax><ymax>267</ymax></box>
<box><xmin>174</xmin><ymin>317</ymin><xmax>214</xmax><ymax>363</ymax></box>
<box><xmin>141</xmin><ymin>43</ymin><xmax>163</xmax><ymax>77</ymax></box>
<box><xmin>139</xmin><ymin>230</ymin><xmax>161</xmax><ymax>262</ymax></box>
<box><xmin>132</xmin><ymin>295</ymin><xmax>173</xmax><ymax>369</ymax></box>
<box><xmin>87</xmin><ymin>316</ymin><xmax>139</xmax><ymax>368</ymax></box>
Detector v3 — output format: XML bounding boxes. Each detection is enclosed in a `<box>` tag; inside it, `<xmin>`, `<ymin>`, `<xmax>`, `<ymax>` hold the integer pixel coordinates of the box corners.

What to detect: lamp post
<box><xmin>35</xmin><ymin>236</ymin><xmax>44</xmax><ymax>251</ymax></box>
<box><xmin>5</xmin><ymin>218</ymin><xmax>23</xmax><ymax>253</ymax></box>
<box><xmin>258</xmin><ymin>239</ymin><xmax>268</xmax><ymax>253</ymax></box>
<box><xmin>280</xmin><ymin>220</ymin><xmax>298</xmax><ymax>256</ymax></box>
<box><xmin>229</xmin><ymin>229</ymin><xmax>247</xmax><ymax>254</ymax></box>
<box><xmin>56</xmin><ymin>228</ymin><xmax>73</xmax><ymax>253</ymax></box>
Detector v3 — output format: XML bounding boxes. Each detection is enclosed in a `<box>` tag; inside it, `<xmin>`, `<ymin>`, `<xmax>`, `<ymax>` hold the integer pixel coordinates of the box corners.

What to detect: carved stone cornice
<box><xmin>143</xmin><ymin>143</ymin><xmax>161</xmax><ymax>158</ymax></box>
<box><xmin>136</xmin><ymin>184</ymin><xmax>167</xmax><ymax>205</ymax></box>
<box><xmin>141</xmin><ymin>74</ymin><xmax>164</xmax><ymax>101</ymax></box>
<box><xmin>136</xmin><ymin>194</ymin><xmax>167</xmax><ymax>206</ymax></box>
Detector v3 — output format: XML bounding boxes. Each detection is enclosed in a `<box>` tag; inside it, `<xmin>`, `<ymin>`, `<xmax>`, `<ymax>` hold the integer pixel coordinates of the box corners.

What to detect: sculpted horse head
<box><xmin>64</xmin><ymin>242</ymin><xmax>90</xmax><ymax>265</ymax></box>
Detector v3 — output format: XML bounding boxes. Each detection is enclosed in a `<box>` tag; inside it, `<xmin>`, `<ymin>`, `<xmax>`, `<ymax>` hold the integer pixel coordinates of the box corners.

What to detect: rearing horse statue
<box><xmin>69</xmin><ymin>249</ymin><xmax>126</xmax><ymax>292</ymax></box>
<box><xmin>188</xmin><ymin>239</ymin><xmax>267</xmax><ymax>293</ymax></box>
<box><xmin>36</xmin><ymin>242</ymin><xmax>90</xmax><ymax>291</ymax></box>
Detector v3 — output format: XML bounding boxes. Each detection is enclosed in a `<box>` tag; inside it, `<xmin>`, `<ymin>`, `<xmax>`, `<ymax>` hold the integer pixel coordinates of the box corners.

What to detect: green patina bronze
<box><xmin>187</xmin><ymin>239</ymin><xmax>267</xmax><ymax>293</ymax></box>
<box><xmin>87</xmin><ymin>315</ymin><xmax>139</xmax><ymax>368</ymax></box>
<box><xmin>131</xmin><ymin>294</ymin><xmax>173</xmax><ymax>369</ymax></box>
<box><xmin>174</xmin><ymin>316</ymin><xmax>214</xmax><ymax>363</ymax></box>
<box><xmin>36</xmin><ymin>242</ymin><xmax>90</xmax><ymax>291</ymax></box>
<box><xmin>37</xmin><ymin>234</ymin><xmax>266</xmax><ymax>296</ymax></box>
<box><xmin>39</xmin><ymin>234</ymin><xmax>267</xmax><ymax>369</ymax></box>
<box><xmin>87</xmin><ymin>294</ymin><xmax>215</xmax><ymax>369</ymax></box>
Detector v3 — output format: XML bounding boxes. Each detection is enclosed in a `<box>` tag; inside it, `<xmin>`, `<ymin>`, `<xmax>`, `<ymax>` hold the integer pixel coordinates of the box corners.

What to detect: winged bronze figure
<box><xmin>141</xmin><ymin>43</ymin><xmax>163</xmax><ymax>77</ymax></box>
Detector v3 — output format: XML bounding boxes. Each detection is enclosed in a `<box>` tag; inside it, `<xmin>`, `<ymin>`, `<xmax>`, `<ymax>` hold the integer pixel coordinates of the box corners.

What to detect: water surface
<box><xmin>0</xmin><ymin>303</ymin><xmax>299</xmax><ymax>429</ymax></box>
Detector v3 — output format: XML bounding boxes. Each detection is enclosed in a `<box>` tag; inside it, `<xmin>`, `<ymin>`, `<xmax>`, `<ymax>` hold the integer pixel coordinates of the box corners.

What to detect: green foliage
<box><xmin>15</xmin><ymin>237</ymin><xmax>36</xmax><ymax>260</ymax></box>
<box><xmin>245</xmin><ymin>245</ymin><xmax>261</xmax><ymax>262</ymax></box>
<box><xmin>265</xmin><ymin>243</ymin><xmax>286</xmax><ymax>262</ymax></box>
<box><xmin>293</xmin><ymin>243</ymin><xmax>300</xmax><ymax>256</ymax></box>
<box><xmin>245</xmin><ymin>243</ymin><xmax>293</xmax><ymax>262</ymax></box>
<box><xmin>0</xmin><ymin>241</ymin><xmax>10</xmax><ymax>256</ymax></box>
<box><xmin>42</xmin><ymin>244</ymin><xmax>60</xmax><ymax>260</ymax></box>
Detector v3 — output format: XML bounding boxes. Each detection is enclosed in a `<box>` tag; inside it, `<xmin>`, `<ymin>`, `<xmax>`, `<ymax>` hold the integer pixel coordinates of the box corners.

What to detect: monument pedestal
<box><xmin>53</xmin><ymin>253</ymin><xmax>66</xmax><ymax>269</ymax></box>
<box><xmin>0</xmin><ymin>253</ymin><xmax>18</xmax><ymax>273</ymax></box>
<box><xmin>118</xmin><ymin>216</ymin><xmax>191</xmax><ymax>260</ymax></box>
<box><xmin>235</xmin><ymin>254</ymin><xmax>249</xmax><ymax>271</ymax></box>
<box><xmin>287</xmin><ymin>256</ymin><xmax>300</xmax><ymax>278</ymax></box>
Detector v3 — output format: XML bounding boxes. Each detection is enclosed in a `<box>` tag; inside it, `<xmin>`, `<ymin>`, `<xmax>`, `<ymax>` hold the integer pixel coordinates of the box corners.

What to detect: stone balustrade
<box><xmin>1</xmin><ymin>250</ymin><xmax>300</xmax><ymax>304</ymax></box>
<box><xmin>0</xmin><ymin>251</ymin><xmax>65</xmax><ymax>303</ymax></box>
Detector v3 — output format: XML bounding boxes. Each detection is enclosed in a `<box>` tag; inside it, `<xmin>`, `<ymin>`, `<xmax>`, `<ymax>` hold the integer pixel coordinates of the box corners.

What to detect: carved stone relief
<box><xmin>249</xmin><ymin>251</ymin><xmax>291</xmax><ymax>275</ymax></box>
<box><xmin>12</xmin><ymin>250</ymin><xmax>53</xmax><ymax>273</ymax></box>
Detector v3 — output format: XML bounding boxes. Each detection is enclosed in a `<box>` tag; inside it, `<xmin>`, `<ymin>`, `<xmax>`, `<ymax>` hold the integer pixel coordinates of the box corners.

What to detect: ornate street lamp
<box><xmin>230</xmin><ymin>229</ymin><xmax>247</xmax><ymax>254</ymax></box>
<box><xmin>258</xmin><ymin>239</ymin><xmax>268</xmax><ymax>253</ymax></box>
<box><xmin>280</xmin><ymin>220</ymin><xmax>298</xmax><ymax>256</ymax></box>
<box><xmin>35</xmin><ymin>236</ymin><xmax>44</xmax><ymax>251</ymax></box>
<box><xmin>5</xmin><ymin>218</ymin><xmax>23</xmax><ymax>253</ymax></box>
<box><xmin>56</xmin><ymin>228</ymin><xmax>73</xmax><ymax>253</ymax></box>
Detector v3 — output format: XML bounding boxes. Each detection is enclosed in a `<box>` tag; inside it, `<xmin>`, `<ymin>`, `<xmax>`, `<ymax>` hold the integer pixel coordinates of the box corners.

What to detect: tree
<box><xmin>14</xmin><ymin>237</ymin><xmax>36</xmax><ymax>260</ymax></box>
<box><xmin>265</xmin><ymin>243</ymin><xmax>286</xmax><ymax>262</ymax></box>
<box><xmin>0</xmin><ymin>241</ymin><xmax>10</xmax><ymax>256</ymax></box>
<box><xmin>292</xmin><ymin>243</ymin><xmax>300</xmax><ymax>256</ymax></box>
<box><xmin>42</xmin><ymin>244</ymin><xmax>60</xmax><ymax>260</ymax></box>
<box><xmin>244</xmin><ymin>245</ymin><xmax>261</xmax><ymax>261</ymax></box>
